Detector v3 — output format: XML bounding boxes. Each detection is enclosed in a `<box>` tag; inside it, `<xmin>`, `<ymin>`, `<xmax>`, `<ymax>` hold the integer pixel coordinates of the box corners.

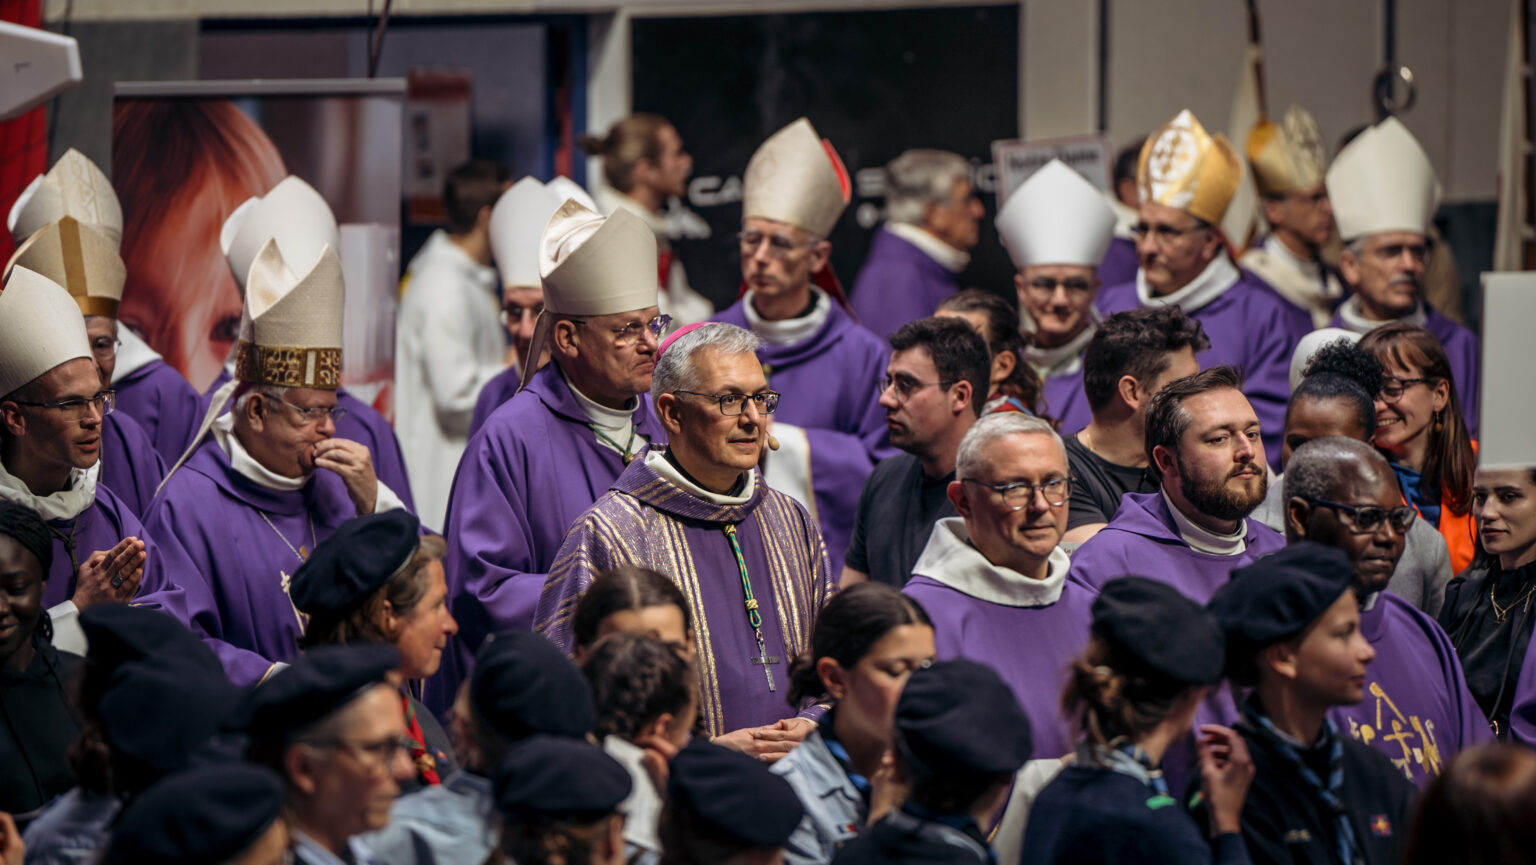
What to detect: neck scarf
<box><xmin>1243</xmin><ymin>700</ymin><xmax>1360</xmax><ymax>865</ymax></box>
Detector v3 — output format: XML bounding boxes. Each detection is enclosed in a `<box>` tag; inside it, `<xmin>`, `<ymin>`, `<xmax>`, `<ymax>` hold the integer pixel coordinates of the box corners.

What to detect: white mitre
<box><xmin>489</xmin><ymin>177</ymin><xmax>576</xmax><ymax>289</ymax></box>
<box><xmin>995</xmin><ymin>159</ymin><xmax>1116</xmax><ymax>269</ymax></box>
<box><xmin>7</xmin><ymin>148</ymin><xmax>123</xmax><ymax>248</ymax></box>
<box><xmin>220</xmin><ymin>176</ymin><xmax>340</xmax><ymax>294</ymax></box>
<box><xmin>1325</xmin><ymin>117</ymin><xmax>1441</xmax><ymax>241</ymax></box>
<box><xmin>742</xmin><ymin>117</ymin><xmax>851</xmax><ymax>238</ymax></box>
<box><xmin>0</xmin><ymin>266</ymin><xmax>93</xmax><ymax>397</ymax></box>
<box><xmin>5</xmin><ymin>216</ymin><xmax>126</xmax><ymax>318</ymax></box>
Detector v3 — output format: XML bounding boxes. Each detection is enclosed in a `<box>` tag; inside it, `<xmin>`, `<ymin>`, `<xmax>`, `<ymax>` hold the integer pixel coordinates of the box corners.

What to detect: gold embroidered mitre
<box><xmin>221</xmin><ymin>176</ymin><xmax>340</xmax><ymax>295</ymax></box>
<box><xmin>1137</xmin><ymin>110</ymin><xmax>1241</xmax><ymax>225</ymax></box>
<box><xmin>743</xmin><ymin>118</ymin><xmax>851</xmax><ymax>238</ymax></box>
<box><xmin>7</xmin><ymin>148</ymin><xmax>123</xmax><ymax>248</ymax></box>
<box><xmin>0</xmin><ymin>266</ymin><xmax>92</xmax><ymax>397</ymax></box>
<box><xmin>5</xmin><ymin>216</ymin><xmax>126</xmax><ymax>318</ymax></box>
<box><xmin>234</xmin><ymin>238</ymin><xmax>345</xmax><ymax>390</ymax></box>
<box><xmin>1247</xmin><ymin>106</ymin><xmax>1328</xmax><ymax>198</ymax></box>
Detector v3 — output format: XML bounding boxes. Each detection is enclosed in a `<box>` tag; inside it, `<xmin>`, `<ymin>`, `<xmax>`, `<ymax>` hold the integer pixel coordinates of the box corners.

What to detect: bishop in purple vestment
<box><xmin>99</xmin><ymin>410</ymin><xmax>164</xmax><ymax>518</ymax></box>
<box><xmin>111</xmin><ymin>327</ymin><xmax>201</xmax><ymax>464</ymax></box>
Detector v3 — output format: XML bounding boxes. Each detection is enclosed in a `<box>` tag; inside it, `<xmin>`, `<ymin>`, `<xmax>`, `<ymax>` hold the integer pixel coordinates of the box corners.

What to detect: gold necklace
<box><xmin>1490</xmin><ymin>572</ymin><xmax>1536</xmax><ymax>624</ymax></box>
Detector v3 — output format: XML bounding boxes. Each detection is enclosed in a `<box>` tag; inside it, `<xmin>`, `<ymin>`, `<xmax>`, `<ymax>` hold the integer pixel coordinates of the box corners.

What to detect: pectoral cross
<box><xmin>752</xmin><ymin>631</ymin><xmax>780</xmax><ymax>692</ymax></box>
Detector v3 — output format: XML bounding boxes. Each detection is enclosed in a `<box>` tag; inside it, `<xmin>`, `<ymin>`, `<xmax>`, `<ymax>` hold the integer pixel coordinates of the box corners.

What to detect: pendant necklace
<box><xmin>1490</xmin><ymin>570</ymin><xmax>1536</xmax><ymax>625</ymax></box>
<box><xmin>259</xmin><ymin>510</ymin><xmax>317</xmax><ymax>562</ymax></box>
<box><xmin>590</xmin><ymin>423</ymin><xmax>640</xmax><ymax>465</ymax></box>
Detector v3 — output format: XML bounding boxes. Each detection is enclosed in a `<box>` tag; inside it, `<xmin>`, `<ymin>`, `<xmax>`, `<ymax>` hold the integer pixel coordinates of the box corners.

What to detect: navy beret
<box><xmin>896</xmin><ymin>659</ymin><xmax>1033</xmax><ymax>775</ymax></box>
<box><xmin>79</xmin><ymin>604</ymin><xmax>221</xmax><ymax>678</ymax></box>
<box><xmin>289</xmin><ymin>510</ymin><xmax>422</xmax><ymax>617</ymax></box>
<box><xmin>667</xmin><ymin>738</ymin><xmax>803</xmax><ymax>849</ymax></box>
<box><xmin>1092</xmin><ymin>577</ymin><xmax>1225</xmax><ymax>684</ymax></box>
<box><xmin>97</xmin><ymin>656</ymin><xmax>243</xmax><ymax>775</ymax></box>
<box><xmin>471</xmin><ymin>630</ymin><xmax>592</xmax><ymax>741</ymax></box>
<box><xmin>103</xmin><ymin>763</ymin><xmax>284</xmax><ymax>865</ymax></box>
<box><xmin>241</xmin><ymin>643</ymin><xmax>399</xmax><ymax>739</ymax></box>
<box><xmin>1209</xmin><ymin>542</ymin><xmax>1356</xmax><ymax>649</ymax></box>
<box><xmin>493</xmin><ymin>735</ymin><xmax>632</xmax><ymax>819</ymax></box>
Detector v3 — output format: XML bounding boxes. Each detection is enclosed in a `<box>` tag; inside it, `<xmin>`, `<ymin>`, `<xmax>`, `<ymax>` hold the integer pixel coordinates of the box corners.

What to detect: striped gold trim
<box><xmin>235</xmin><ymin>340</ymin><xmax>342</xmax><ymax>389</ymax></box>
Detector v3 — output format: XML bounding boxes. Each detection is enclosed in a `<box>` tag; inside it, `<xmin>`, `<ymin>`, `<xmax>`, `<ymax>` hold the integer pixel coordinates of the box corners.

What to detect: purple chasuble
<box><xmin>1512</xmin><ymin>621</ymin><xmax>1536</xmax><ymax>747</ymax></box>
<box><xmin>198</xmin><ymin>371</ymin><xmax>416</xmax><ymax>513</ymax></box>
<box><xmin>1327</xmin><ymin>305</ymin><xmax>1481</xmax><ymax>436</ymax></box>
<box><xmin>1041</xmin><ymin>367</ymin><xmax>1091</xmax><ymax>435</ymax></box>
<box><xmin>114</xmin><ymin>358</ymin><xmax>201</xmax><ymax>465</ymax></box>
<box><xmin>1330</xmin><ymin>592</ymin><xmax>1492</xmax><ymax>787</ymax></box>
<box><xmin>468</xmin><ymin>364</ymin><xmax>521</xmax><ymax>439</ymax></box>
<box><xmin>434</xmin><ymin>364</ymin><xmax>665</xmax><ymax>712</ymax></box>
<box><xmin>715</xmin><ymin>298</ymin><xmax>896</xmax><ymax>575</ymax></box>
<box><xmin>99</xmin><ymin>412</ymin><xmax>165</xmax><ymax>518</ymax></box>
<box><xmin>536</xmin><ymin>456</ymin><xmax>834</xmax><ymax>737</ymax></box>
<box><xmin>144</xmin><ymin>438</ymin><xmax>359</xmax><ymax>685</ymax></box>
<box><xmin>849</xmin><ymin>227</ymin><xmax>962</xmax><ymax>340</ymax></box>
<box><xmin>1096</xmin><ymin>270</ymin><xmax>1311</xmax><ymax>471</ymax></box>
<box><xmin>1097</xmin><ymin>237</ymin><xmax>1139</xmax><ymax>289</ymax></box>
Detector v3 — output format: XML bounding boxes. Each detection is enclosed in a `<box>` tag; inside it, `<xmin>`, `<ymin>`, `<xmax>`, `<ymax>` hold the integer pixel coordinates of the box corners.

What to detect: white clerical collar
<box><xmin>1136</xmin><ymin>253</ymin><xmax>1240</xmax><ymax>314</ymax></box>
<box><xmin>213</xmin><ymin>412</ymin><xmax>310</xmax><ymax>492</ymax></box>
<box><xmin>644</xmin><ymin>449</ymin><xmax>755</xmax><ymax>506</ymax></box>
<box><xmin>565</xmin><ymin>372</ymin><xmax>639</xmax><ymax>428</ymax></box>
<box><xmin>111</xmin><ymin>326</ymin><xmax>162</xmax><ymax>383</ymax></box>
<box><xmin>1264</xmin><ymin>234</ymin><xmax>1323</xmax><ymax>282</ymax></box>
<box><xmin>0</xmin><ymin>459</ymin><xmax>99</xmax><ymax>521</ymax></box>
<box><xmin>1335</xmin><ymin>294</ymin><xmax>1428</xmax><ymax>334</ymax></box>
<box><xmin>1160</xmin><ymin>487</ymin><xmax>1247</xmax><ymax>555</ymax></box>
<box><xmin>1025</xmin><ymin>312</ymin><xmax>1099</xmax><ymax>378</ymax></box>
<box><xmin>886</xmin><ymin>222</ymin><xmax>970</xmax><ymax>273</ymax></box>
<box><xmin>742</xmin><ymin>287</ymin><xmax>831</xmax><ymax>346</ymax></box>
<box><xmin>912</xmin><ymin>517</ymin><xmax>1071</xmax><ymax>607</ymax></box>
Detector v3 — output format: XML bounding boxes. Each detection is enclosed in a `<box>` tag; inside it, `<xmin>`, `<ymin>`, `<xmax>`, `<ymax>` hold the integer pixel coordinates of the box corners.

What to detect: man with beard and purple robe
<box><xmin>1282</xmin><ymin>437</ymin><xmax>1490</xmax><ymax>787</ymax></box>
<box><xmin>537</xmin><ymin>323</ymin><xmax>834</xmax><ymax>755</ymax></box>
<box><xmin>1095</xmin><ymin>110</ymin><xmax>1311</xmax><ymax>469</ymax></box>
<box><xmin>1324</xmin><ymin>117</ymin><xmax>1480</xmax><ymax>434</ymax></box>
<box><xmin>438</xmin><ymin>199</ymin><xmax>665</xmax><ymax>711</ymax></box>
<box><xmin>903</xmin><ymin>413</ymin><xmax>1095</xmax><ymax>761</ymax></box>
<box><xmin>996</xmin><ymin>160</ymin><xmax>1117</xmax><ymax>434</ymax></box>
<box><xmin>715</xmin><ymin>118</ymin><xmax>894</xmax><ymax>575</ymax></box>
<box><xmin>203</xmin><ymin>176</ymin><xmax>415</xmax><ymax>510</ymax></box>
<box><xmin>147</xmin><ymin>240</ymin><xmax>408</xmax><ymax>686</ymax></box>
<box><xmin>850</xmin><ymin>149</ymin><xmax>981</xmax><ymax>340</ymax></box>
<box><xmin>0</xmin><ymin>266</ymin><xmax>209</xmax><ymax>657</ymax></box>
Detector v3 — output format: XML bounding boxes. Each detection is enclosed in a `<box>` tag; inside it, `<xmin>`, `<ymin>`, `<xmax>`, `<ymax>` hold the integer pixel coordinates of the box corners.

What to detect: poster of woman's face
<box><xmin>112</xmin><ymin>88</ymin><xmax>402</xmax><ymax>396</ymax></box>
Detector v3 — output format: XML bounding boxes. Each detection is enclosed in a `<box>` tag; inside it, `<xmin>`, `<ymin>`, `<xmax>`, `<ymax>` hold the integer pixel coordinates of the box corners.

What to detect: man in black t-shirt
<box><xmin>842</xmin><ymin>317</ymin><xmax>989</xmax><ymax>587</ymax></box>
<box><xmin>1064</xmin><ymin>307</ymin><xmax>1208</xmax><ymax>543</ymax></box>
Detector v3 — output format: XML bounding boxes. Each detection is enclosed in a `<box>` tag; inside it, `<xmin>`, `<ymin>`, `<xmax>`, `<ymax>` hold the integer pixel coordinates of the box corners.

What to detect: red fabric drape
<box><xmin>0</xmin><ymin>0</ymin><xmax>49</xmax><ymax>266</ymax></box>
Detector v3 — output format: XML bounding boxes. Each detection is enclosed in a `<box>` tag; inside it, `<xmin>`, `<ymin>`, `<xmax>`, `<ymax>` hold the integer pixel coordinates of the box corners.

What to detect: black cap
<box><xmin>103</xmin><ymin>763</ymin><xmax>284</xmax><ymax>865</ymax></box>
<box><xmin>78</xmin><ymin>604</ymin><xmax>221</xmax><ymax>678</ymax></box>
<box><xmin>493</xmin><ymin>735</ymin><xmax>631</xmax><ymax>819</ymax></box>
<box><xmin>1209</xmin><ymin>542</ymin><xmax>1356</xmax><ymax>649</ymax></box>
<box><xmin>97</xmin><ymin>656</ymin><xmax>243</xmax><ymax>775</ymax></box>
<box><xmin>1092</xmin><ymin>577</ymin><xmax>1225</xmax><ymax>684</ymax></box>
<box><xmin>240</xmin><ymin>643</ymin><xmax>399</xmax><ymax>739</ymax></box>
<box><xmin>289</xmin><ymin>510</ymin><xmax>421</xmax><ymax>618</ymax></box>
<box><xmin>667</xmin><ymin>739</ymin><xmax>803</xmax><ymax>849</ymax></box>
<box><xmin>470</xmin><ymin>630</ymin><xmax>592</xmax><ymax>741</ymax></box>
<box><xmin>895</xmin><ymin>659</ymin><xmax>1033</xmax><ymax>775</ymax></box>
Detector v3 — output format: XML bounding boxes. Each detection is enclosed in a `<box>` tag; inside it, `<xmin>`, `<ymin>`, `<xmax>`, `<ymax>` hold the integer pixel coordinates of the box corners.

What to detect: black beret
<box><xmin>289</xmin><ymin>510</ymin><xmax>422</xmax><ymax>617</ymax></box>
<box><xmin>97</xmin><ymin>656</ymin><xmax>243</xmax><ymax>775</ymax></box>
<box><xmin>470</xmin><ymin>630</ymin><xmax>592</xmax><ymax>741</ymax></box>
<box><xmin>493</xmin><ymin>735</ymin><xmax>632</xmax><ymax>819</ymax></box>
<box><xmin>1092</xmin><ymin>577</ymin><xmax>1225</xmax><ymax>684</ymax></box>
<box><xmin>240</xmin><ymin>643</ymin><xmax>399</xmax><ymax>739</ymax></box>
<box><xmin>103</xmin><ymin>763</ymin><xmax>284</xmax><ymax>865</ymax></box>
<box><xmin>667</xmin><ymin>738</ymin><xmax>803</xmax><ymax>849</ymax></box>
<box><xmin>895</xmin><ymin>659</ymin><xmax>1033</xmax><ymax>775</ymax></box>
<box><xmin>79</xmin><ymin>604</ymin><xmax>221</xmax><ymax>678</ymax></box>
<box><xmin>1209</xmin><ymin>542</ymin><xmax>1356</xmax><ymax>649</ymax></box>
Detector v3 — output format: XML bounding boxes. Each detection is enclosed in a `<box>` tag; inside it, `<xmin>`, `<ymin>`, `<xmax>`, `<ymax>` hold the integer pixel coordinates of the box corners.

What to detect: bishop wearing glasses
<box><xmin>147</xmin><ymin>239</ymin><xmax>407</xmax><ymax>685</ymax></box>
<box><xmin>537</xmin><ymin>322</ymin><xmax>835</xmax><ymax>754</ymax></box>
<box><xmin>902</xmin><ymin>413</ymin><xmax>1096</xmax><ymax>760</ymax></box>
<box><xmin>714</xmin><ymin>118</ymin><xmax>895</xmax><ymax>575</ymax></box>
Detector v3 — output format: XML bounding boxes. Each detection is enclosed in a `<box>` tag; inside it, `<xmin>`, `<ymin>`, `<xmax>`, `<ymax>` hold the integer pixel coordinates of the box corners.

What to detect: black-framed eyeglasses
<box><xmin>1023</xmin><ymin>277</ymin><xmax>1095</xmax><ymax>296</ymax></box>
<box><xmin>961</xmin><ymin>476</ymin><xmax>1070</xmax><ymax>509</ymax></box>
<box><xmin>573</xmin><ymin>314</ymin><xmax>671</xmax><ymax>346</ymax></box>
<box><xmin>1303</xmin><ymin>496</ymin><xmax>1416</xmax><ymax>534</ymax></box>
<box><xmin>1378</xmin><ymin>377</ymin><xmax>1432</xmax><ymax>401</ymax></box>
<box><xmin>9</xmin><ymin>389</ymin><xmax>115</xmax><ymax>419</ymax></box>
<box><xmin>310</xmin><ymin>735</ymin><xmax>416</xmax><ymax>771</ymax></box>
<box><xmin>274</xmin><ymin>397</ymin><xmax>346</xmax><ymax>425</ymax></box>
<box><xmin>737</xmin><ymin>229</ymin><xmax>813</xmax><ymax>260</ymax></box>
<box><xmin>1129</xmin><ymin>220</ymin><xmax>1209</xmax><ymax>246</ymax></box>
<box><xmin>673</xmin><ymin>390</ymin><xmax>780</xmax><ymax>416</ymax></box>
<box><xmin>878</xmin><ymin>375</ymin><xmax>958</xmax><ymax>401</ymax></box>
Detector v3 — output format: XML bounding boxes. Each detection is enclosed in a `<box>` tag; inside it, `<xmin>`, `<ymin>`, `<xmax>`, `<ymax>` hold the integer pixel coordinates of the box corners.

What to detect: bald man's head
<box><xmin>1283</xmin><ymin>437</ymin><xmax>1413</xmax><ymax>595</ymax></box>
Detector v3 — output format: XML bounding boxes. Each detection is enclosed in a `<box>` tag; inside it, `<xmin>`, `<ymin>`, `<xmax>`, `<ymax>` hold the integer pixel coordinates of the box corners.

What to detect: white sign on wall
<box><xmin>991</xmin><ymin>134</ymin><xmax>1112</xmax><ymax>207</ymax></box>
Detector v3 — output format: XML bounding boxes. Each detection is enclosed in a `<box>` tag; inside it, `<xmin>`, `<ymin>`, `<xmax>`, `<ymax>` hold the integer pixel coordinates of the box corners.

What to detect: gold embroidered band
<box><xmin>235</xmin><ymin>341</ymin><xmax>342</xmax><ymax>389</ymax></box>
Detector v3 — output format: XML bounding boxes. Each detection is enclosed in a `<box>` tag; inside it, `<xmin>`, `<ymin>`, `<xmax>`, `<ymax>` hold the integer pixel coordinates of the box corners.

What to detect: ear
<box><xmin>950</xmin><ymin>380</ymin><xmax>974</xmax><ymax>416</ymax></box>
<box><xmin>243</xmin><ymin>392</ymin><xmax>269</xmax><ymax>434</ymax></box>
<box><xmin>1338</xmin><ymin>249</ymin><xmax>1362</xmax><ymax>286</ymax></box>
<box><xmin>380</xmin><ymin>598</ymin><xmax>403</xmax><ymax>638</ymax></box>
<box><xmin>0</xmin><ymin>402</ymin><xmax>25</xmax><ymax>438</ymax></box>
<box><xmin>656</xmin><ymin>393</ymin><xmax>685</xmax><ymax>437</ymax></box>
<box><xmin>1199</xmin><ymin>228</ymin><xmax>1224</xmax><ymax>262</ymax></box>
<box><xmin>1430</xmin><ymin>377</ymin><xmax>1450</xmax><ymax>414</ymax></box>
<box><xmin>1151</xmin><ymin>443</ymin><xmax>1178</xmax><ymax>479</ymax></box>
<box><xmin>1263</xmin><ymin>641</ymin><xmax>1299</xmax><ymax>683</ymax></box>
<box><xmin>283</xmin><ymin>745</ymin><xmax>320</xmax><ymax>797</ymax></box>
<box><xmin>992</xmin><ymin>346</ymin><xmax>1017</xmax><ymax>383</ymax></box>
<box><xmin>947</xmin><ymin>479</ymin><xmax>970</xmax><ymax>516</ymax></box>
<box><xmin>1260</xmin><ymin>198</ymin><xmax>1285</xmax><ymax>227</ymax></box>
<box><xmin>1284</xmin><ymin>496</ymin><xmax>1313</xmax><ymax>542</ymax></box>
<box><xmin>551</xmin><ymin>319</ymin><xmax>581</xmax><ymax>360</ymax></box>
<box><xmin>1117</xmin><ymin>374</ymin><xmax>1142</xmax><ymax>410</ymax></box>
<box><xmin>808</xmin><ymin>240</ymin><xmax>833</xmax><ymax>274</ymax></box>
<box><xmin>816</xmin><ymin>657</ymin><xmax>849</xmax><ymax>701</ymax></box>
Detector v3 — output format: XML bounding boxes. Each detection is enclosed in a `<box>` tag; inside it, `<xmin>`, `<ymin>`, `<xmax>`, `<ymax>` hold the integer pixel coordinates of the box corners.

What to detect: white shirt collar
<box><xmin>742</xmin><ymin>287</ymin><xmax>831</xmax><ymax>346</ymax></box>
<box><xmin>643</xmin><ymin>449</ymin><xmax>755</xmax><ymax>506</ymax></box>
<box><xmin>1135</xmin><ymin>253</ymin><xmax>1240</xmax><ymax>314</ymax></box>
<box><xmin>911</xmin><ymin>517</ymin><xmax>1071</xmax><ymax>607</ymax></box>
<box><xmin>886</xmin><ymin>222</ymin><xmax>971</xmax><ymax>273</ymax></box>
<box><xmin>1335</xmin><ymin>294</ymin><xmax>1428</xmax><ymax>334</ymax></box>
<box><xmin>0</xmin><ymin>460</ymin><xmax>99</xmax><ymax>521</ymax></box>
<box><xmin>1160</xmin><ymin>487</ymin><xmax>1247</xmax><ymax>555</ymax></box>
<box><xmin>213</xmin><ymin>412</ymin><xmax>309</xmax><ymax>492</ymax></box>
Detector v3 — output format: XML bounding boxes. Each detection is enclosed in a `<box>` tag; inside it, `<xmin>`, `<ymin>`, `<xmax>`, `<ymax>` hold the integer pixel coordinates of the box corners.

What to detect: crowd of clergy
<box><xmin>2</xmin><ymin>93</ymin><xmax>1535</xmax><ymax>865</ymax></box>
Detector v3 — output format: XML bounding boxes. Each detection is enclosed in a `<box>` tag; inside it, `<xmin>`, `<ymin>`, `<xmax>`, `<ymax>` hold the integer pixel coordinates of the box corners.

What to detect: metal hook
<box><xmin>1373</xmin><ymin>63</ymin><xmax>1418</xmax><ymax>121</ymax></box>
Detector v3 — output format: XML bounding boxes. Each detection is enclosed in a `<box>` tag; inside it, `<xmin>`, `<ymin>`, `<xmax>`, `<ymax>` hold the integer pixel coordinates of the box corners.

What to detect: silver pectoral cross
<box><xmin>751</xmin><ymin>631</ymin><xmax>780</xmax><ymax>692</ymax></box>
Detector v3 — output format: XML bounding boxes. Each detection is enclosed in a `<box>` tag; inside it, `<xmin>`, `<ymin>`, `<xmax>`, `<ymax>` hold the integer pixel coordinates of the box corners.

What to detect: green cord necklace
<box><xmin>723</xmin><ymin>523</ymin><xmax>779</xmax><ymax>691</ymax></box>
